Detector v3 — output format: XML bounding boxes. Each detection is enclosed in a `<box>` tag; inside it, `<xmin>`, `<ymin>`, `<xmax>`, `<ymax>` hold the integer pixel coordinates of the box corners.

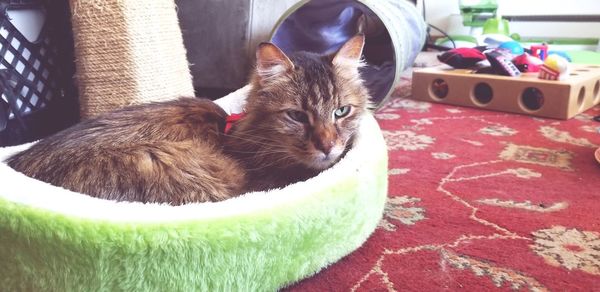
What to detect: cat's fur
<box><xmin>7</xmin><ymin>35</ymin><xmax>369</xmax><ymax>205</ymax></box>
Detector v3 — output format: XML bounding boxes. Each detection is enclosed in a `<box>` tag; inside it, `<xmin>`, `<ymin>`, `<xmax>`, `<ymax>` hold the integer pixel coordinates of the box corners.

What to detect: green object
<box><xmin>482</xmin><ymin>17</ymin><xmax>510</xmax><ymax>35</ymax></box>
<box><xmin>566</xmin><ymin>50</ymin><xmax>600</xmax><ymax>65</ymax></box>
<box><xmin>0</xmin><ymin>113</ymin><xmax>389</xmax><ymax>290</ymax></box>
<box><xmin>521</xmin><ymin>38</ymin><xmax>599</xmax><ymax>46</ymax></box>
<box><xmin>459</xmin><ymin>0</ymin><xmax>498</xmax><ymax>27</ymax></box>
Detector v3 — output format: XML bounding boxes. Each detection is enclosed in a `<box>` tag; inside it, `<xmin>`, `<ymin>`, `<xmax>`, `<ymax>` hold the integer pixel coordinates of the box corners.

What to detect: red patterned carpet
<box><xmin>287</xmin><ymin>81</ymin><xmax>600</xmax><ymax>291</ymax></box>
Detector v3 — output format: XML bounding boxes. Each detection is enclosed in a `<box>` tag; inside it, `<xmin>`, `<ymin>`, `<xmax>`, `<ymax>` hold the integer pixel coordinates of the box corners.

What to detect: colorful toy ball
<box><xmin>548</xmin><ymin>50</ymin><xmax>572</xmax><ymax>62</ymax></box>
<box><xmin>538</xmin><ymin>54</ymin><xmax>570</xmax><ymax>81</ymax></box>
<box><xmin>437</xmin><ymin>47</ymin><xmax>486</xmax><ymax>69</ymax></box>
<box><xmin>512</xmin><ymin>53</ymin><xmax>543</xmax><ymax>73</ymax></box>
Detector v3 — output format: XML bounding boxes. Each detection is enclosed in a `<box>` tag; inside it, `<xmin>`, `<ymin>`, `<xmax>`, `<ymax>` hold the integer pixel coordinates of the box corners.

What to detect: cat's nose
<box><xmin>314</xmin><ymin>137</ymin><xmax>334</xmax><ymax>155</ymax></box>
<box><xmin>312</xmin><ymin>124</ymin><xmax>336</xmax><ymax>155</ymax></box>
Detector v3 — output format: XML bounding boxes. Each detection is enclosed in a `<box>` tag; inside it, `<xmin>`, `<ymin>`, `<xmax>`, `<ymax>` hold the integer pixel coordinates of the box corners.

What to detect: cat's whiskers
<box><xmin>226</xmin><ymin>148</ymin><xmax>290</xmax><ymax>156</ymax></box>
<box><xmin>225</xmin><ymin>133</ymin><xmax>284</xmax><ymax>148</ymax></box>
<box><xmin>242</xmin><ymin>153</ymin><xmax>297</xmax><ymax>172</ymax></box>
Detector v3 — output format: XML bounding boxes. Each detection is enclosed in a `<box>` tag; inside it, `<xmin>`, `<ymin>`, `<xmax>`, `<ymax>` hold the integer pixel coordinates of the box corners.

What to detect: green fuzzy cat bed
<box><xmin>0</xmin><ymin>86</ymin><xmax>388</xmax><ymax>291</ymax></box>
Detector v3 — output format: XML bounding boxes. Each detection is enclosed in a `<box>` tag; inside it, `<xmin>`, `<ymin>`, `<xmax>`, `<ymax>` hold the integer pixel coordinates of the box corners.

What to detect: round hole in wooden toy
<box><xmin>520</xmin><ymin>87</ymin><xmax>545</xmax><ymax>111</ymax></box>
<box><xmin>472</xmin><ymin>82</ymin><xmax>493</xmax><ymax>105</ymax></box>
<box><xmin>593</xmin><ymin>80</ymin><xmax>600</xmax><ymax>103</ymax></box>
<box><xmin>577</xmin><ymin>87</ymin><xmax>586</xmax><ymax>111</ymax></box>
<box><xmin>430</xmin><ymin>79</ymin><xmax>449</xmax><ymax>100</ymax></box>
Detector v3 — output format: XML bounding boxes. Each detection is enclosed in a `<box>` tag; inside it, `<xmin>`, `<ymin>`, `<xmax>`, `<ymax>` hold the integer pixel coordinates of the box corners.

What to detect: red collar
<box><xmin>225</xmin><ymin>112</ymin><xmax>245</xmax><ymax>133</ymax></box>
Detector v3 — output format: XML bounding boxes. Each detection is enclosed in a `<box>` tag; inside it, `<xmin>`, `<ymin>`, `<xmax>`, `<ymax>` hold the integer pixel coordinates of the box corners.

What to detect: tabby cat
<box><xmin>7</xmin><ymin>35</ymin><xmax>370</xmax><ymax>205</ymax></box>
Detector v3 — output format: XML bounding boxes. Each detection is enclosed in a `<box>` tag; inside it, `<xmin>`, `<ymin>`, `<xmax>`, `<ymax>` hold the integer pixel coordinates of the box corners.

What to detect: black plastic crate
<box><xmin>0</xmin><ymin>0</ymin><xmax>78</xmax><ymax>146</ymax></box>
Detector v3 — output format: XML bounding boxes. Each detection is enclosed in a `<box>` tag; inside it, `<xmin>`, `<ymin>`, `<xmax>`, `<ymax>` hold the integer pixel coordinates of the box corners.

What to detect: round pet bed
<box><xmin>0</xmin><ymin>86</ymin><xmax>388</xmax><ymax>291</ymax></box>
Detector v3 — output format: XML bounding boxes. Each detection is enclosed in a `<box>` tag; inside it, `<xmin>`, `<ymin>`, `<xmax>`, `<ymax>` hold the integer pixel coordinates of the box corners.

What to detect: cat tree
<box><xmin>0</xmin><ymin>0</ymin><xmax>397</xmax><ymax>290</ymax></box>
<box><xmin>69</xmin><ymin>0</ymin><xmax>194</xmax><ymax>118</ymax></box>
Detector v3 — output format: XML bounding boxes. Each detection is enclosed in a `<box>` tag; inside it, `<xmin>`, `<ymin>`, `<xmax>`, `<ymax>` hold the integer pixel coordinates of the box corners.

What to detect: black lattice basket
<box><xmin>0</xmin><ymin>0</ymin><xmax>78</xmax><ymax>146</ymax></box>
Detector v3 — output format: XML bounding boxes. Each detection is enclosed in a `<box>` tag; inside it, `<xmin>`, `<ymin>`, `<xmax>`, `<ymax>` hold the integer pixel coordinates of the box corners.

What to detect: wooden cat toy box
<box><xmin>411</xmin><ymin>64</ymin><xmax>600</xmax><ymax>119</ymax></box>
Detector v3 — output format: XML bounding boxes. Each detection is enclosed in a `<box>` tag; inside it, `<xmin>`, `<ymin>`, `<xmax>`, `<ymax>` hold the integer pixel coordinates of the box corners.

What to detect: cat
<box><xmin>6</xmin><ymin>34</ymin><xmax>369</xmax><ymax>205</ymax></box>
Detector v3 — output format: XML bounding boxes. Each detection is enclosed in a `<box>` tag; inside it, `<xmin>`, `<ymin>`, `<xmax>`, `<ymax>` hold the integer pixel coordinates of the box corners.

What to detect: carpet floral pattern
<box><xmin>287</xmin><ymin>94</ymin><xmax>600</xmax><ymax>291</ymax></box>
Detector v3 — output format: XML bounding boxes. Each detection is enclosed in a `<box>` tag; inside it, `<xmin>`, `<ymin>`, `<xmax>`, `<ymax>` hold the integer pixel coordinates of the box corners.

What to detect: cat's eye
<box><xmin>287</xmin><ymin>110</ymin><xmax>309</xmax><ymax>123</ymax></box>
<box><xmin>334</xmin><ymin>106</ymin><xmax>351</xmax><ymax>119</ymax></box>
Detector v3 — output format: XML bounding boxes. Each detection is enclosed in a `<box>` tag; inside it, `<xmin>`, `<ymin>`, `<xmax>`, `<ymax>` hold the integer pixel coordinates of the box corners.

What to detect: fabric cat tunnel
<box><xmin>271</xmin><ymin>0</ymin><xmax>427</xmax><ymax>107</ymax></box>
<box><xmin>69</xmin><ymin>0</ymin><xmax>194</xmax><ymax>118</ymax></box>
<box><xmin>0</xmin><ymin>86</ymin><xmax>389</xmax><ymax>290</ymax></box>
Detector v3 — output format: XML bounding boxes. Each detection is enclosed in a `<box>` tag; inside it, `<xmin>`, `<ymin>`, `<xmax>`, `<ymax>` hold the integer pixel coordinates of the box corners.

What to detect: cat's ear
<box><xmin>332</xmin><ymin>34</ymin><xmax>365</xmax><ymax>67</ymax></box>
<box><xmin>256</xmin><ymin>43</ymin><xmax>294</xmax><ymax>80</ymax></box>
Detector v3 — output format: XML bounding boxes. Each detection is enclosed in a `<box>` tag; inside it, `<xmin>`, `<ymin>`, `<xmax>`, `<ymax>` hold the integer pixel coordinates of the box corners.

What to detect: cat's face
<box><xmin>239</xmin><ymin>35</ymin><xmax>370</xmax><ymax>170</ymax></box>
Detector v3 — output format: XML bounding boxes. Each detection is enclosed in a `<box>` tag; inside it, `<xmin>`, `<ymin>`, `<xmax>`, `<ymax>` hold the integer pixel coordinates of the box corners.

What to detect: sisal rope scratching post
<box><xmin>69</xmin><ymin>0</ymin><xmax>194</xmax><ymax>118</ymax></box>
